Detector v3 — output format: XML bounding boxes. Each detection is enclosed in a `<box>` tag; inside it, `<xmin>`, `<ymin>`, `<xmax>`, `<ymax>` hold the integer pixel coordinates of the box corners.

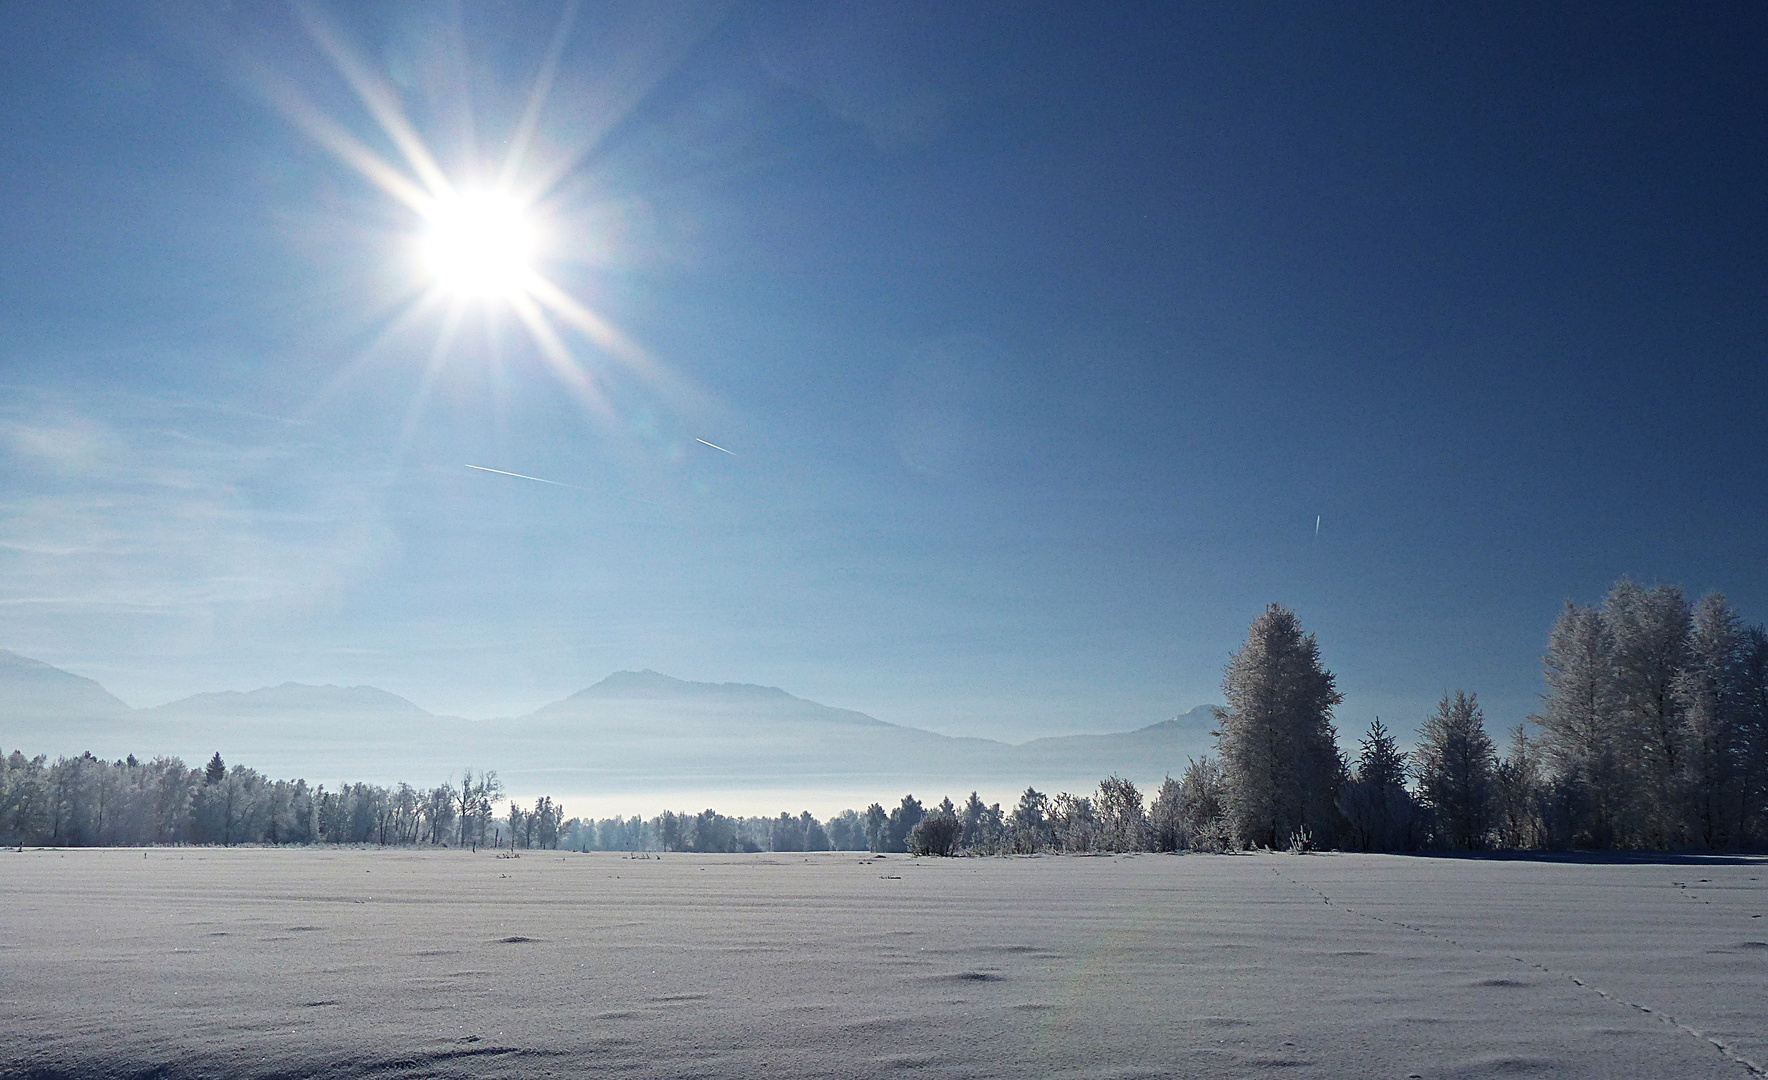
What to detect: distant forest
<box><xmin>4</xmin><ymin>576</ymin><xmax>1764</xmax><ymax>853</ymax></box>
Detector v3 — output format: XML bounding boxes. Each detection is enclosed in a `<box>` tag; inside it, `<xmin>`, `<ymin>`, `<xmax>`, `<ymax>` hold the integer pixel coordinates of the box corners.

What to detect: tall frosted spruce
<box><xmin>1415</xmin><ymin>691</ymin><xmax>1498</xmax><ymax>849</ymax></box>
<box><xmin>1216</xmin><ymin>604</ymin><xmax>1345</xmax><ymax>849</ymax></box>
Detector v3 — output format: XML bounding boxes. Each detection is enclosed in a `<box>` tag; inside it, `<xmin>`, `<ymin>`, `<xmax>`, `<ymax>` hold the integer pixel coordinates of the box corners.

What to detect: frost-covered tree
<box><xmin>1534</xmin><ymin>601</ymin><xmax>1624</xmax><ymax>847</ymax></box>
<box><xmin>960</xmin><ymin>791</ymin><xmax>988</xmax><ymax>848</ymax></box>
<box><xmin>1606</xmin><ymin>580</ymin><xmax>1692</xmax><ymax>847</ymax></box>
<box><xmin>862</xmin><ymin>803</ymin><xmax>889</xmax><ymax>852</ymax></box>
<box><xmin>1048</xmin><ymin>792</ymin><xmax>1097</xmax><ymax>852</ymax></box>
<box><xmin>686</xmin><ymin>809</ymin><xmax>739</xmax><ymax>853</ymax></box>
<box><xmin>0</xmin><ymin>746</ymin><xmax>568</xmax><ymax>849</ymax></box>
<box><xmin>527</xmin><ymin>796</ymin><xmax>562</xmax><ymax>849</ymax></box>
<box><xmin>770</xmin><ymin>811</ymin><xmax>805</xmax><ymax>852</ymax></box>
<box><xmin>884</xmin><ymin>796</ymin><xmax>924</xmax><ymax>853</ymax></box>
<box><xmin>956</xmin><ymin>793</ymin><xmax>1005</xmax><ymax>854</ymax></box>
<box><xmin>1216</xmin><ymin>604</ymin><xmax>1345</xmax><ymax>849</ymax></box>
<box><xmin>454</xmin><ymin>770</ymin><xmax>502</xmax><ymax>847</ymax></box>
<box><xmin>424</xmin><ymin>784</ymin><xmax>455</xmax><ymax>845</ymax></box>
<box><xmin>1336</xmin><ymin>719</ymin><xmax>1418</xmax><ymax>851</ymax></box>
<box><xmin>906</xmin><ymin>811</ymin><xmax>961</xmax><ymax>856</ymax></box>
<box><xmin>1009</xmin><ymin>788</ymin><xmax>1049</xmax><ymax>853</ymax></box>
<box><xmin>1148</xmin><ymin>776</ymin><xmax>1185</xmax><ymax>852</ymax></box>
<box><xmin>801</xmin><ymin>811</ymin><xmax>830</xmax><ymax>851</ymax></box>
<box><xmin>1094</xmin><ymin>775</ymin><xmax>1148</xmax><ymax>852</ymax></box>
<box><xmin>1414</xmin><ymin>693</ymin><xmax>1497</xmax><ymax>850</ymax></box>
<box><xmin>1176</xmin><ymin>756</ymin><xmax>1228</xmax><ymax>850</ymax></box>
<box><xmin>826</xmin><ymin>809</ymin><xmax>865</xmax><ymax>850</ymax></box>
<box><xmin>1676</xmin><ymin>593</ymin><xmax>1744</xmax><ymax>847</ymax></box>
<box><xmin>655</xmin><ymin>810</ymin><xmax>682</xmax><ymax>851</ymax></box>
<box><xmin>1493</xmin><ymin>725</ymin><xmax>1545</xmax><ymax>849</ymax></box>
<box><xmin>1736</xmin><ymin>626</ymin><xmax>1768</xmax><ymax>846</ymax></box>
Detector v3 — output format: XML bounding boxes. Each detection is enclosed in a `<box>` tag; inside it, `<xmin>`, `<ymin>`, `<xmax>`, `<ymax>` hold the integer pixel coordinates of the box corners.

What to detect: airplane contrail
<box><xmin>465</xmin><ymin>464</ymin><xmax>569</xmax><ymax>487</ymax></box>
<box><xmin>464</xmin><ymin>463</ymin><xmax>660</xmax><ymax>506</ymax></box>
<box><xmin>1315</xmin><ymin>514</ymin><xmax>1321</xmax><ymax>538</ymax></box>
<box><xmin>695</xmin><ymin>438</ymin><xmax>736</xmax><ymax>455</ymax></box>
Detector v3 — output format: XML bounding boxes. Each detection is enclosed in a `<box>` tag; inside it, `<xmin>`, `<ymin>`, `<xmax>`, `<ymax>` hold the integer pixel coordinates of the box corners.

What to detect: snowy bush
<box><xmin>907</xmin><ymin>813</ymin><xmax>961</xmax><ymax>856</ymax></box>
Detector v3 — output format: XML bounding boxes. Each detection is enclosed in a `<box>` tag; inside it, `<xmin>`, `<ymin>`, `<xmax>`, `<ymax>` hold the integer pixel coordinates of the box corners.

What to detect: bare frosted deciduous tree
<box><xmin>424</xmin><ymin>784</ymin><xmax>455</xmax><ymax>845</ymax></box>
<box><xmin>0</xmin><ymin>748</ymin><xmax>562</xmax><ymax>849</ymax></box>
<box><xmin>825</xmin><ymin>809</ymin><xmax>865</xmax><ymax>850</ymax></box>
<box><xmin>1493</xmin><ymin>725</ymin><xmax>1545</xmax><ymax>849</ymax></box>
<box><xmin>769</xmin><ymin>811</ymin><xmax>806</xmax><ymax>852</ymax></box>
<box><xmin>1216</xmin><ymin>604</ymin><xmax>1345</xmax><ymax>850</ymax></box>
<box><xmin>655</xmin><ymin>810</ymin><xmax>683</xmax><ymax>851</ymax></box>
<box><xmin>453</xmin><ymin>769</ymin><xmax>503</xmax><ymax>848</ymax></box>
<box><xmin>1048</xmin><ymin>792</ymin><xmax>1097</xmax><ymax>852</ymax></box>
<box><xmin>1606</xmin><ymin>580</ymin><xmax>1692</xmax><ymax>847</ymax></box>
<box><xmin>1676</xmin><ymin>593</ymin><xmax>1744</xmax><ymax>848</ymax></box>
<box><xmin>1737</xmin><ymin>627</ymin><xmax>1768</xmax><ymax>845</ymax></box>
<box><xmin>1530</xmin><ymin>580</ymin><xmax>1768</xmax><ymax>850</ymax></box>
<box><xmin>1148</xmin><ymin>776</ymin><xmax>1185</xmax><ymax>852</ymax></box>
<box><xmin>1094</xmin><ymin>775</ymin><xmax>1148</xmax><ymax>852</ymax></box>
<box><xmin>1414</xmin><ymin>693</ymin><xmax>1497</xmax><ymax>850</ymax></box>
<box><xmin>1176</xmin><ymin>756</ymin><xmax>1229</xmax><ymax>850</ymax></box>
<box><xmin>1534</xmin><ymin>601</ymin><xmax>1624</xmax><ymax>847</ymax></box>
<box><xmin>906</xmin><ymin>811</ymin><xmax>961</xmax><ymax>855</ymax></box>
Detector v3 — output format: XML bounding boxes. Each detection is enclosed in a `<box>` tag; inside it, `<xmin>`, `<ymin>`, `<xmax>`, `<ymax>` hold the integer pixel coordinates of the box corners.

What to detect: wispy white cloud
<box><xmin>0</xmin><ymin>390</ymin><xmax>399</xmax><ymax>635</ymax></box>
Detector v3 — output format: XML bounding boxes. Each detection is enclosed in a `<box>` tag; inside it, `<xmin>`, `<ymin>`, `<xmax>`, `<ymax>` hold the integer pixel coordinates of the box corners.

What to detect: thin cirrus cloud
<box><xmin>0</xmin><ymin>392</ymin><xmax>398</xmax><ymax>631</ymax></box>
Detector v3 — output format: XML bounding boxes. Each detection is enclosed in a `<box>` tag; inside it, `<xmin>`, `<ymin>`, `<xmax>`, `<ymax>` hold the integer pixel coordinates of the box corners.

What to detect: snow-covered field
<box><xmin>2</xmin><ymin>848</ymin><xmax>1764</xmax><ymax>1079</ymax></box>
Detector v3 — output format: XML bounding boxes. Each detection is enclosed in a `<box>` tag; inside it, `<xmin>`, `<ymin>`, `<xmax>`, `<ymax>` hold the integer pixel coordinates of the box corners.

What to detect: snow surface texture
<box><xmin>2</xmin><ymin>849</ymin><xmax>1764</xmax><ymax>1079</ymax></box>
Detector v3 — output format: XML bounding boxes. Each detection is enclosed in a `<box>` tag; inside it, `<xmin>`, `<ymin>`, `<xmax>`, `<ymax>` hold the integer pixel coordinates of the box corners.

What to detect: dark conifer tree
<box><xmin>1415</xmin><ymin>692</ymin><xmax>1497</xmax><ymax>850</ymax></box>
<box><xmin>1337</xmin><ymin>720</ymin><xmax>1418</xmax><ymax>852</ymax></box>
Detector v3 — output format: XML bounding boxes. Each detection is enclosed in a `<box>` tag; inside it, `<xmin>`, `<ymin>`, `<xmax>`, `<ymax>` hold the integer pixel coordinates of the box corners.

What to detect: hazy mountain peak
<box><xmin>0</xmin><ymin>649</ymin><xmax>58</xmax><ymax>674</ymax></box>
<box><xmin>154</xmin><ymin>682</ymin><xmax>432</xmax><ymax>716</ymax></box>
<box><xmin>1133</xmin><ymin>704</ymin><xmax>1222</xmax><ymax>734</ymax></box>
<box><xmin>569</xmin><ymin>670</ymin><xmax>796</xmax><ymax>702</ymax></box>
<box><xmin>0</xmin><ymin>649</ymin><xmax>132</xmax><ymax>715</ymax></box>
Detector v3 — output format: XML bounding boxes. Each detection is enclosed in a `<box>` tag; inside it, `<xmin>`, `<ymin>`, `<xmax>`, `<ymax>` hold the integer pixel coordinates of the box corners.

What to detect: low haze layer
<box><xmin>0</xmin><ymin>651</ymin><xmax>1216</xmax><ymax>815</ymax></box>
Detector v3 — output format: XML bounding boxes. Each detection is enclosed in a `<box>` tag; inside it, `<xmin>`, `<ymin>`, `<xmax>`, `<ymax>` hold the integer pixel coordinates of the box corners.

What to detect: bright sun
<box><xmin>419</xmin><ymin>191</ymin><xmax>538</xmax><ymax>300</ymax></box>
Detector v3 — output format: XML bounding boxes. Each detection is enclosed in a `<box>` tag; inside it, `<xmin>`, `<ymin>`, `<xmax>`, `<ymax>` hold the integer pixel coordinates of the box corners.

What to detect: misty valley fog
<box><xmin>8</xmin><ymin>577</ymin><xmax>1766</xmax><ymax>859</ymax></box>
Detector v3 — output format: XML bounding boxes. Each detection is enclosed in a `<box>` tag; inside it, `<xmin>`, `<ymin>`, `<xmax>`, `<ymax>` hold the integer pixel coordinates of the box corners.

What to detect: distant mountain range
<box><xmin>0</xmin><ymin>649</ymin><xmax>131</xmax><ymax>718</ymax></box>
<box><xmin>0</xmin><ymin>650</ymin><xmax>1219</xmax><ymax>810</ymax></box>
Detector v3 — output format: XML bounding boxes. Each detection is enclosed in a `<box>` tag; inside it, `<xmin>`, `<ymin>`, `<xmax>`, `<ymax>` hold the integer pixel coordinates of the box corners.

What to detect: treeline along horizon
<box><xmin>5</xmin><ymin>575</ymin><xmax>1765</xmax><ymax>853</ymax></box>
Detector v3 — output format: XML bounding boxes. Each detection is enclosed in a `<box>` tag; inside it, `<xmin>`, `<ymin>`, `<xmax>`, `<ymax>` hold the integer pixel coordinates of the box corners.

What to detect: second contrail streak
<box><xmin>695</xmin><ymin>438</ymin><xmax>736</xmax><ymax>455</ymax></box>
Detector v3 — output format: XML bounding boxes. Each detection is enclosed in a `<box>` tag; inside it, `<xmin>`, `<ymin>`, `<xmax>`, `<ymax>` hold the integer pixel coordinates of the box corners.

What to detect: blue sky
<box><xmin>2</xmin><ymin>3</ymin><xmax>1764</xmax><ymax>742</ymax></box>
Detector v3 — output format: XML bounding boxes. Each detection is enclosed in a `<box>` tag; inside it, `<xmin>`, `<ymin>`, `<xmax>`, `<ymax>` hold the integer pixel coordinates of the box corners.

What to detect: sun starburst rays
<box><xmin>252</xmin><ymin>2</ymin><xmax>670</xmax><ymax>443</ymax></box>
